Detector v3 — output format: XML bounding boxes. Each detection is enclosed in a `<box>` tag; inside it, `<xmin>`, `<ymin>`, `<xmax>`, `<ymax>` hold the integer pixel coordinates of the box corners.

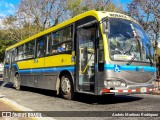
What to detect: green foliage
<box><xmin>67</xmin><ymin>0</ymin><xmax>84</xmax><ymax>17</ymax></box>
<box><xmin>0</xmin><ymin>39</ymin><xmax>15</xmax><ymax>62</ymax></box>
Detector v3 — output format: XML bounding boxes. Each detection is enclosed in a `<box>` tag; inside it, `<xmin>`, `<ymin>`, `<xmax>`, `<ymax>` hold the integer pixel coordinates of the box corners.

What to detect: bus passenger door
<box><xmin>76</xmin><ymin>24</ymin><xmax>96</xmax><ymax>93</ymax></box>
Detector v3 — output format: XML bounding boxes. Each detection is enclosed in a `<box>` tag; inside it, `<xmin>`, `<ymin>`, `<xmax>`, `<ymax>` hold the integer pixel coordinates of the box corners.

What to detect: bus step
<box><xmin>78</xmin><ymin>83</ymin><xmax>94</xmax><ymax>92</ymax></box>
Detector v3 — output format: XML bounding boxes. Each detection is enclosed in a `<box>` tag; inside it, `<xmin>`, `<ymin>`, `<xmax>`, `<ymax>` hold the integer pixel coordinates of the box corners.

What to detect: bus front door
<box><xmin>76</xmin><ymin>24</ymin><xmax>96</xmax><ymax>93</ymax></box>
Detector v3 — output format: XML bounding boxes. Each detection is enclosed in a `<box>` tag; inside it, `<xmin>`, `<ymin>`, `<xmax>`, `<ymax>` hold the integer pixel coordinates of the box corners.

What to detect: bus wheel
<box><xmin>60</xmin><ymin>74</ymin><xmax>73</xmax><ymax>100</ymax></box>
<box><xmin>14</xmin><ymin>74</ymin><xmax>20</xmax><ymax>90</ymax></box>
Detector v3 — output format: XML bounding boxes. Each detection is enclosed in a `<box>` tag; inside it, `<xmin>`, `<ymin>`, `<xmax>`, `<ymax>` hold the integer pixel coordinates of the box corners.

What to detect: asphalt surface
<box><xmin>0</xmin><ymin>79</ymin><xmax>160</xmax><ymax>120</ymax></box>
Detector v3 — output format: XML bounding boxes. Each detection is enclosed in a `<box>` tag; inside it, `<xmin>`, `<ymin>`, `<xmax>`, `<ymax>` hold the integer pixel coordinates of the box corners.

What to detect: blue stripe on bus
<box><xmin>4</xmin><ymin>64</ymin><xmax>19</xmax><ymax>71</ymax></box>
<box><xmin>4</xmin><ymin>63</ymin><xmax>156</xmax><ymax>73</ymax></box>
<box><xmin>19</xmin><ymin>66</ymin><xmax>75</xmax><ymax>74</ymax></box>
<box><xmin>104</xmin><ymin>64</ymin><xmax>156</xmax><ymax>72</ymax></box>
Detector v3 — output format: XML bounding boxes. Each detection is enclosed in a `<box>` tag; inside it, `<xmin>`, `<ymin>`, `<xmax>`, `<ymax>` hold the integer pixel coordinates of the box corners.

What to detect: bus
<box><xmin>3</xmin><ymin>10</ymin><xmax>157</xmax><ymax>100</ymax></box>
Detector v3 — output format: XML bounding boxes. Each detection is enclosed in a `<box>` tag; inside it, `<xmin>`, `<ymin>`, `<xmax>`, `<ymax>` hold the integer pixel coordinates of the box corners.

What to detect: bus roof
<box><xmin>6</xmin><ymin>10</ymin><xmax>139</xmax><ymax>51</ymax></box>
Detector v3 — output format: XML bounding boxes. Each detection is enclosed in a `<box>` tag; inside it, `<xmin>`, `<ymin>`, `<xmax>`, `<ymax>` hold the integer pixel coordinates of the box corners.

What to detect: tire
<box><xmin>60</xmin><ymin>74</ymin><xmax>74</xmax><ymax>100</ymax></box>
<box><xmin>14</xmin><ymin>74</ymin><xmax>20</xmax><ymax>90</ymax></box>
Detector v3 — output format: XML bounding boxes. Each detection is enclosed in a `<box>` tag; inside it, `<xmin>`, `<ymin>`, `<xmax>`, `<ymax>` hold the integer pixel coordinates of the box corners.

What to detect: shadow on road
<box><xmin>0</xmin><ymin>77</ymin><xmax>4</xmax><ymax>86</ymax></box>
<box><xmin>2</xmin><ymin>83</ymin><xmax>142</xmax><ymax>104</ymax></box>
<box><xmin>73</xmin><ymin>93</ymin><xmax>143</xmax><ymax>104</ymax></box>
<box><xmin>0</xmin><ymin>81</ymin><xmax>3</xmax><ymax>86</ymax></box>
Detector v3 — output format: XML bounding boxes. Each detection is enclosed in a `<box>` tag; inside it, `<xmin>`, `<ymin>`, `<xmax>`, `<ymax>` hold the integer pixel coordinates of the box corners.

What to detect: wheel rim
<box><xmin>61</xmin><ymin>77</ymin><xmax>71</xmax><ymax>94</ymax></box>
<box><xmin>14</xmin><ymin>76</ymin><xmax>20</xmax><ymax>89</ymax></box>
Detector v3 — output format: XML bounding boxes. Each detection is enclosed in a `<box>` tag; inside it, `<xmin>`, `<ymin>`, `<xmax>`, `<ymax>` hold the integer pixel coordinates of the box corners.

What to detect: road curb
<box><xmin>0</xmin><ymin>94</ymin><xmax>5</xmax><ymax>98</ymax></box>
<box><xmin>0</xmin><ymin>97</ymin><xmax>56</xmax><ymax>120</ymax></box>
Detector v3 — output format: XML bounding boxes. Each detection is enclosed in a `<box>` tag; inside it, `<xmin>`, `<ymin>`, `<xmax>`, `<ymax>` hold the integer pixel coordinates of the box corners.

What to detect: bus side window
<box><xmin>51</xmin><ymin>26</ymin><xmax>72</xmax><ymax>54</ymax></box>
<box><xmin>63</xmin><ymin>26</ymin><xmax>72</xmax><ymax>51</ymax></box>
<box><xmin>17</xmin><ymin>45</ymin><xmax>24</xmax><ymax>60</ymax></box>
<box><xmin>46</xmin><ymin>34</ymin><xmax>52</xmax><ymax>55</ymax></box>
<box><xmin>52</xmin><ymin>32</ymin><xmax>59</xmax><ymax>53</ymax></box>
<box><xmin>24</xmin><ymin>40</ymin><xmax>35</xmax><ymax>59</ymax></box>
<box><xmin>36</xmin><ymin>36</ymin><xmax>46</xmax><ymax>57</ymax></box>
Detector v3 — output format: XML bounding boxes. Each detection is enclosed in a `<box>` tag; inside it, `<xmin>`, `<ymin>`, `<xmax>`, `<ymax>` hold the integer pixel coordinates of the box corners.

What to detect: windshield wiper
<box><xmin>146</xmin><ymin>44</ymin><xmax>154</xmax><ymax>67</ymax></box>
<box><xmin>127</xmin><ymin>53</ymin><xmax>137</xmax><ymax>65</ymax></box>
<box><xmin>147</xmin><ymin>56</ymin><xmax>154</xmax><ymax>67</ymax></box>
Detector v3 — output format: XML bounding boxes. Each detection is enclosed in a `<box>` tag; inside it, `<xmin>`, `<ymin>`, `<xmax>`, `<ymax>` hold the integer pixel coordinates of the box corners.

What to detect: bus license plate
<box><xmin>140</xmin><ymin>87</ymin><xmax>147</xmax><ymax>93</ymax></box>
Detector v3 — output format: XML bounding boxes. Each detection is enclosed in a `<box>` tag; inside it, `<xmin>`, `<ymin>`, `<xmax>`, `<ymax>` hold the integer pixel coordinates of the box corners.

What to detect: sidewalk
<box><xmin>0</xmin><ymin>95</ymin><xmax>33</xmax><ymax>120</ymax></box>
<box><xmin>0</xmin><ymin>95</ymin><xmax>54</xmax><ymax>120</ymax></box>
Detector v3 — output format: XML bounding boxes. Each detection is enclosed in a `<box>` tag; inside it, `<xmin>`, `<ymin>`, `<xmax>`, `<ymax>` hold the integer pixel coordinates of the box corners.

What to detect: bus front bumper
<box><xmin>100</xmin><ymin>84</ymin><xmax>158</xmax><ymax>95</ymax></box>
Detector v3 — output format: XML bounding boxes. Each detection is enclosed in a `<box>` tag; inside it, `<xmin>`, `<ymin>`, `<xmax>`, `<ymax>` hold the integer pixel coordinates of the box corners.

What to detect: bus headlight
<box><xmin>104</xmin><ymin>80</ymin><xmax>126</xmax><ymax>87</ymax></box>
<box><xmin>120</xmin><ymin>82</ymin><xmax>126</xmax><ymax>87</ymax></box>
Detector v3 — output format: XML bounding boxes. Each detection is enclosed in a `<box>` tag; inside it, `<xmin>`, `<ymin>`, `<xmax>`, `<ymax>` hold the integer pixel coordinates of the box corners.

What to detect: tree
<box><xmin>0</xmin><ymin>0</ymin><xmax>125</xmax><ymax>62</ymax></box>
<box><xmin>0</xmin><ymin>29</ymin><xmax>16</xmax><ymax>62</ymax></box>
<box><xmin>128</xmin><ymin>0</ymin><xmax>160</xmax><ymax>43</ymax></box>
<box><xmin>67</xmin><ymin>0</ymin><xmax>124</xmax><ymax>18</ymax></box>
<box><xmin>18</xmin><ymin>0</ymin><xmax>68</xmax><ymax>27</ymax></box>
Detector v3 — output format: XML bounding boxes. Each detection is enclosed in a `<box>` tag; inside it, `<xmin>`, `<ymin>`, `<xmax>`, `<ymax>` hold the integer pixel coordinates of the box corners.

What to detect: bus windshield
<box><xmin>108</xmin><ymin>18</ymin><xmax>154</xmax><ymax>63</ymax></box>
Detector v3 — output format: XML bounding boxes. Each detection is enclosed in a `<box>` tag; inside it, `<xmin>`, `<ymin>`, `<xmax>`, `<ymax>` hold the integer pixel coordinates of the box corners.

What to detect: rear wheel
<box><xmin>60</xmin><ymin>74</ymin><xmax>74</xmax><ymax>100</ymax></box>
<box><xmin>14</xmin><ymin>74</ymin><xmax>20</xmax><ymax>90</ymax></box>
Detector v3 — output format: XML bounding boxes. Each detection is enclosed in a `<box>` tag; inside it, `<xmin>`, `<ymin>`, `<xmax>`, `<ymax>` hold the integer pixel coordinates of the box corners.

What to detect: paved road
<box><xmin>0</xmin><ymin>80</ymin><xmax>160</xmax><ymax>120</ymax></box>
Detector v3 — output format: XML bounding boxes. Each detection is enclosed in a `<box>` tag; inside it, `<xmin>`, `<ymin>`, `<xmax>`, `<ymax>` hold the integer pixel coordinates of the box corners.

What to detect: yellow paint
<box><xmin>17</xmin><ymin>54</ymin><xmax>75</xmax><ymax>69</ymax></box>
<box><xmin>17</xmin><ymin>59</ymin><xmax>35</xmax><ymax>69</ymax></box>
<box><xmin>0</xmin><ymin>99</ymin><xmax>37</xmax><ymax>120</ymax></box>
<box><xmin>0</xmin><ymin>99</ymin><xmax>20</xmax><ymax>111</ymax></box>
<box><xmin>45</xmin><ymin>54</ymin><xmax>75</xmax><ymax>67</ymax></box>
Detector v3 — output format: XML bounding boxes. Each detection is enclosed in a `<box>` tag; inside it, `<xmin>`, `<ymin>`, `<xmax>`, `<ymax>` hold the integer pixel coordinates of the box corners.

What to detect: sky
<box><xmin>0</xmin><ymin>0</ymin><xmax>19</xmax><ymax>18</ymax></box>
<box><xmin>0</xmin><ymin>0</ymin><xmax>131</xmax><ymax>18</ymax></box>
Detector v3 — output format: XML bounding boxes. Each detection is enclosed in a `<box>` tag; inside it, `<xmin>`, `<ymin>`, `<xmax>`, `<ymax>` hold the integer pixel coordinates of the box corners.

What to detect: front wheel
<box><xmin>60</xmin><ymin>74</ymin><xmax>74</xmax><ymax>100</ymax></box>
<box><xmin>14</xmin><ymin>74</ymin><xmax>20</xmax><ymax>90</ymax></box>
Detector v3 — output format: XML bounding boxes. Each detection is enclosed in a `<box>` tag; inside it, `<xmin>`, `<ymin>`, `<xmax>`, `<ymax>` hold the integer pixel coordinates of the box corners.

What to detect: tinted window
<box><xmin>36</xmin><ymin>36</ymin><xmax>46</xmax><ymax>57</ymax></box>
<box><xmin>51</xmin><ymin>26</ymin><xmax>72</xmax><ymax>53</ymax></box>
<box><xmin>24</xmin><ymin>40</ymin><xmax>35</xmax><ymax>59</ymax></box>
<box><xmin>17</xmin><ymin>45</ymin><xmax>24</xmax><ymax>60</ymax></box>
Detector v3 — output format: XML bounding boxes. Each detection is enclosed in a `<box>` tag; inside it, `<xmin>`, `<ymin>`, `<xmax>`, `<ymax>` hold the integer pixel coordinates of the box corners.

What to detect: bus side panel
<box><xmin>17</xmin><ymin>59</ymin><xmax>36</xmax><ymax>88</ymax></box>
<box><xmin>16</xmin><ymin>54</ymin><xmax>75</xmax><ymax>90</ymax></box>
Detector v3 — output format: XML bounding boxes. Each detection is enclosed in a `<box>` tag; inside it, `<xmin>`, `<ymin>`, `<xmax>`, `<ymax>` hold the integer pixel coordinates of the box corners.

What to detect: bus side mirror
<box><xmin>102</xmin><ymin>20</ymin><xmax>109</xmax><ymax>34</ymax></box>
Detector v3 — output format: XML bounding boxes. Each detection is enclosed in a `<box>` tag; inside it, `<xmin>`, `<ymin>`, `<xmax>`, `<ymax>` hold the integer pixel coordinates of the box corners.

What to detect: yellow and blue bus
<box><xmin>3</xmin><ymin>10</ymin><xmax>157</xmax><ymax>99</ymax></box>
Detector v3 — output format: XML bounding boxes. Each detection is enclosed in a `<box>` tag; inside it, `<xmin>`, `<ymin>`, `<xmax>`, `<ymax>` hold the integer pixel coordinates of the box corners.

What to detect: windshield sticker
<box><xmin>114</xmin><ymin>54</ymin><xmax>134</xmax><ymax>60</ymax></box>
<box><xmin>114</xmin><ymin>65</ymin><xmax>121</xmax><ymax>72</ymax></box>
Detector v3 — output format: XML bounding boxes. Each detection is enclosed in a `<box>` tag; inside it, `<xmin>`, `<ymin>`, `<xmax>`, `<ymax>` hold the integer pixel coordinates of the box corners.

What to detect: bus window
<box><xmin>46</xmin><ymin>34</ymin><xmax>52</xmax><ymax>55</ymax></box>
<box><xmin>14</xmin><ymin>48</ymin><xmax>18</xmax><ymax>61</ymax></box>
<box><xmin>52</xmin><ymin>31</ymin><xmax>62</xmax><ymax>53</ymax></box>
<box><xmin>17</xmin><ymin>45</ymin><xmax>24</xmax><ymax>60</ymax></box>
<box><xmin>52</xmin><ymin>26</ymin><xmax>72</xmax><ymax>53</ymax></box>
<box><xmin>63</xmin><ymin>26</ymin><xmax>72</xmax><ymax>51</ymax></box>
<box><xmin>24</xmin><ymin>40</ymin><xmax>35</xmax><ymax>59</ymax></box>
<box><xmin>36</xmin><ymin>37</ymin><xmax>46</xmax><ymax>57</ymax></box>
